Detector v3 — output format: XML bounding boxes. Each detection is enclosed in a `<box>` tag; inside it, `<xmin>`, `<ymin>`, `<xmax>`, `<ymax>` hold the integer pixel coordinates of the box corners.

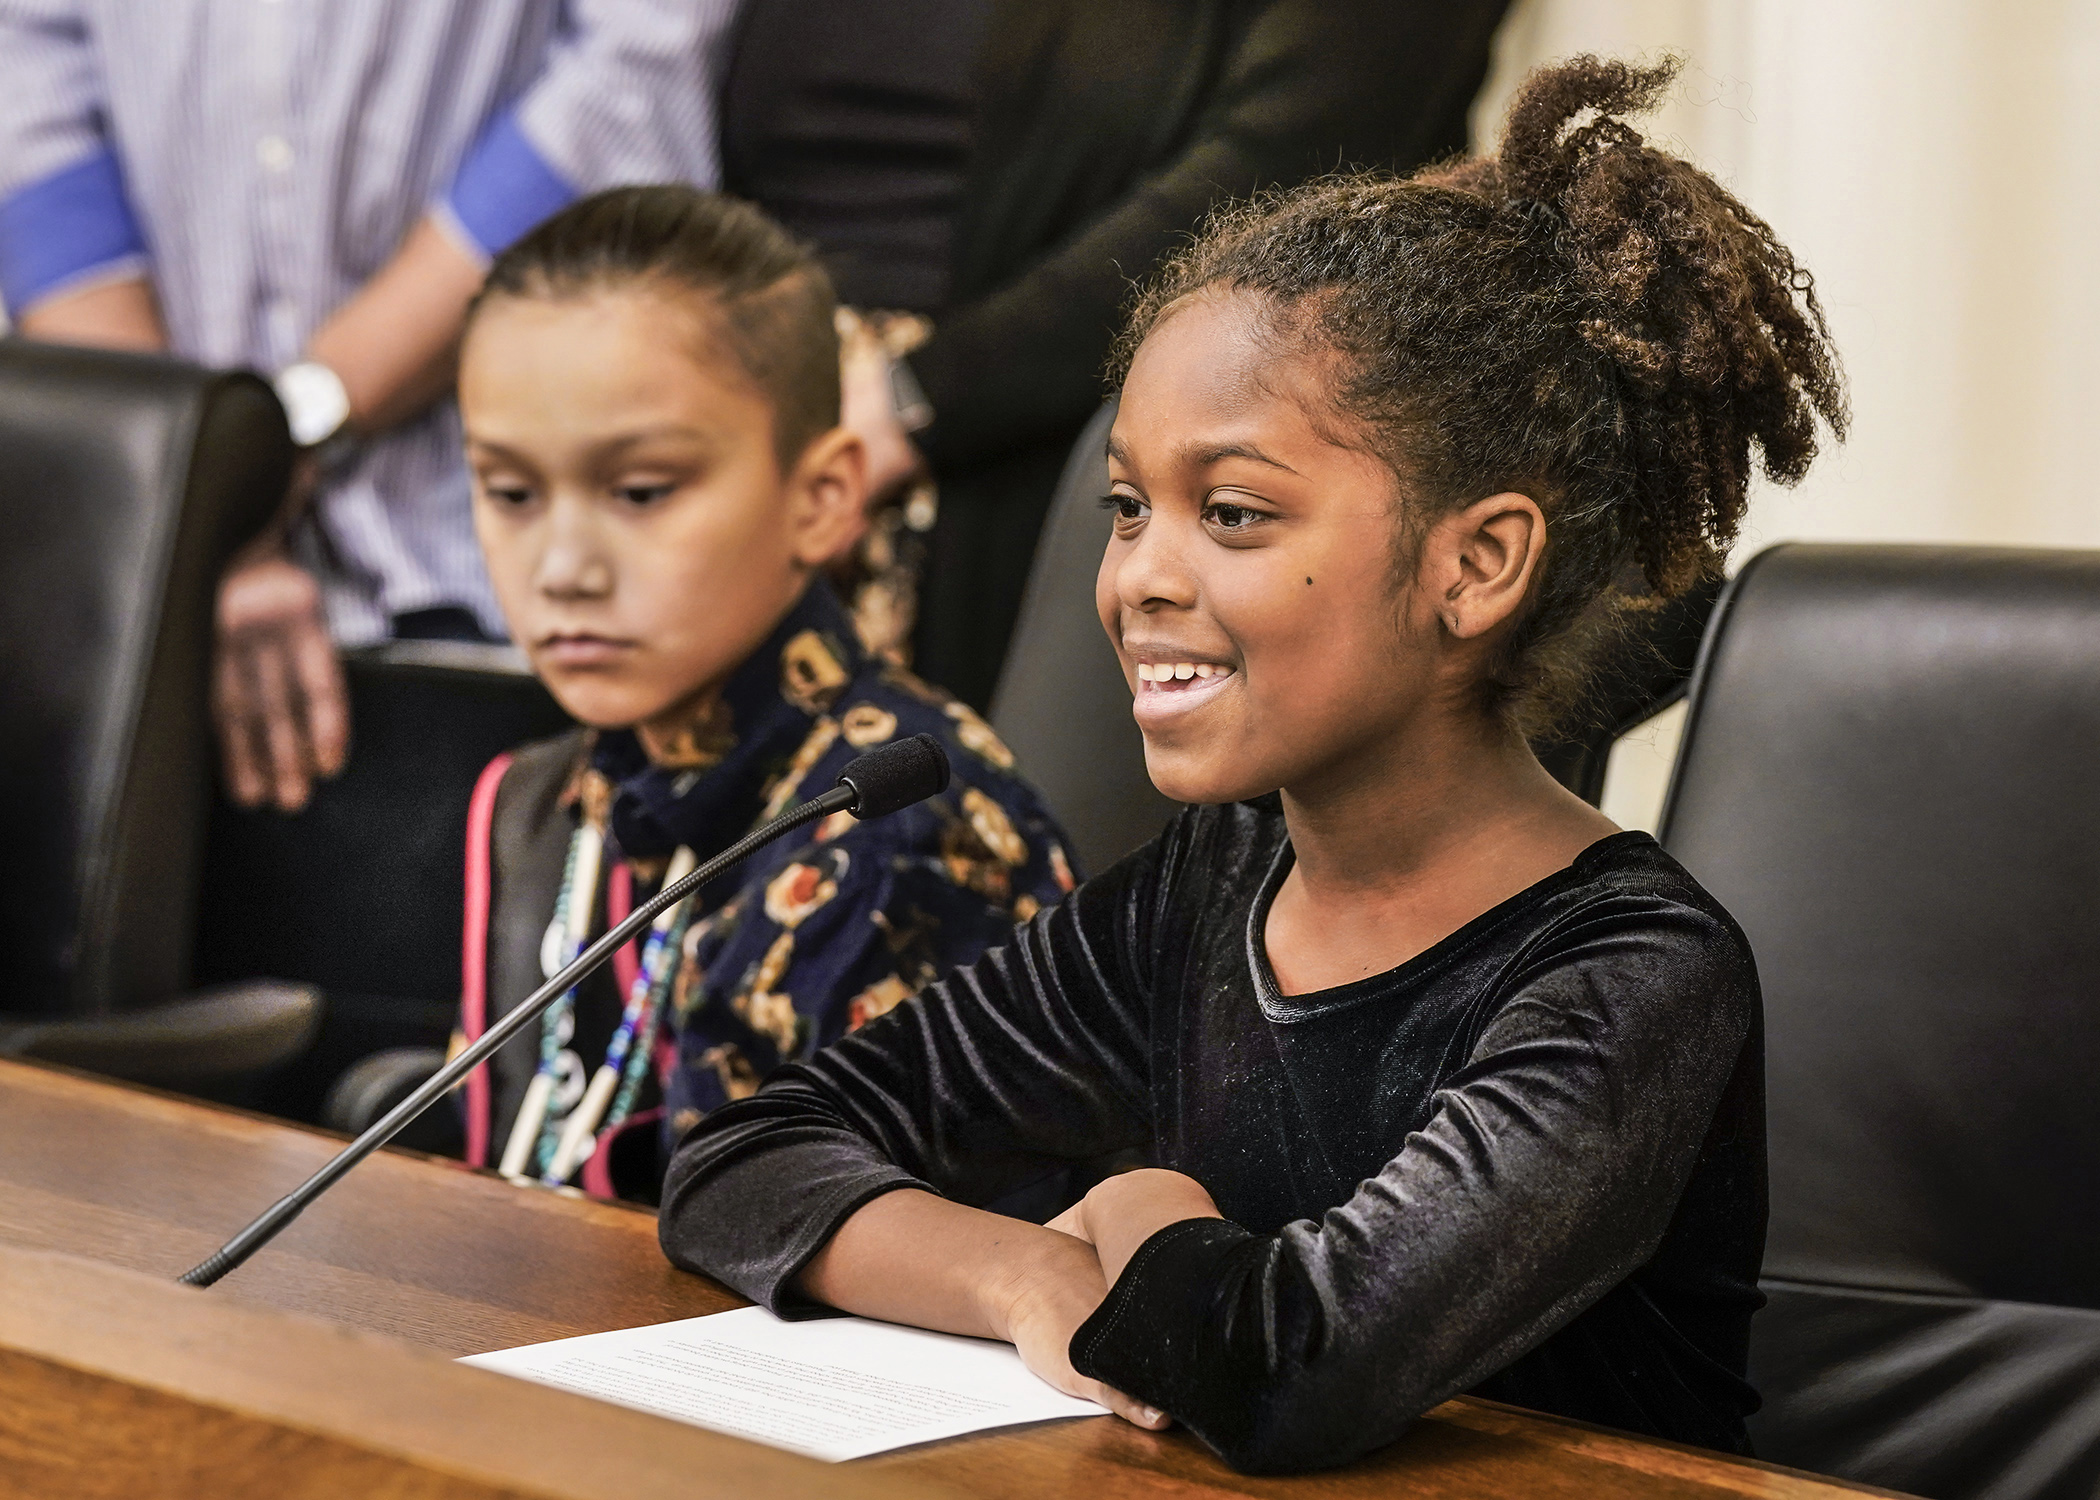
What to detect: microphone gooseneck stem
<box><xmin>179</xmin><ymin>784</ymin><xmax>857</xmax><ymax>1289</ymax></box>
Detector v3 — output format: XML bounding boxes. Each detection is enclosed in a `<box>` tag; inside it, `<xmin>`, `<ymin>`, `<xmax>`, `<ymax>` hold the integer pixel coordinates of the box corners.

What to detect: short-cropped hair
<box><xmin>472</xmin><ymin>185</ymin><xmax>839</xmax><ymax>467</ymax></box>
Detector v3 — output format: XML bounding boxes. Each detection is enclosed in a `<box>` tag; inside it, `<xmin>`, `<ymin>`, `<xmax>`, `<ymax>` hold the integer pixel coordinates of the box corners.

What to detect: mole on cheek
<box><xmin>1305</xmin><ymin>576</ymin><xmax>1313</xmax><ymax>585</ymax></box>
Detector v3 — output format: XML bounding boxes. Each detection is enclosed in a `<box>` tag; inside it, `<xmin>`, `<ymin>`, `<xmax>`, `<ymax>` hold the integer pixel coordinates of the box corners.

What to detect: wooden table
<box><xmin>0</xmin><ymin>1060</ymin><xmax>1903</xmax><ymax>1498</ymax></box>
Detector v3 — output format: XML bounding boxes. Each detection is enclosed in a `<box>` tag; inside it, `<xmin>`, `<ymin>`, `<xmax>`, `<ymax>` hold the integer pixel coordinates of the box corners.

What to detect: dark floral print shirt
<box><xmin>577</xmin><ymin>579</ymin><xmax>1079</xmax><ymax>1146</ymax></box>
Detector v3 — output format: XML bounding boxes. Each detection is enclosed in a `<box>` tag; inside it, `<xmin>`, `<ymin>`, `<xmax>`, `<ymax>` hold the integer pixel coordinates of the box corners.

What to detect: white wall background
<box><xmin>1475</xmin><ymin>1</ymin><xmax>2100</xmax><ymax>825</ymax></box>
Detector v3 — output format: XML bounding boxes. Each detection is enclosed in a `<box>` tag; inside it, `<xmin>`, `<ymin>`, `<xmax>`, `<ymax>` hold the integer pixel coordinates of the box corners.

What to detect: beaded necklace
<box><xmin>498</xmin><ymin>816</ymin><xmax>603</xmax><ymax>1179</ymax></box>
<box><xmin>499</xmin><ymin>814</ymin><xmax>702</xmax><ymax>1187</ymax></box>
<box><xmin>541</xmin><ymin>844</ymin><xmax>697</xmax><ymax>1185</ymax></box>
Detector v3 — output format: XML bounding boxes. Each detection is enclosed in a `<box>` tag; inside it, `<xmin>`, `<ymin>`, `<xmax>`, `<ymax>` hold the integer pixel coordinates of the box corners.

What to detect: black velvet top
<box><xmin>660</xmin><ymin>800</ymin><xmax>1767</xmax><ymax>1474</ymax></box>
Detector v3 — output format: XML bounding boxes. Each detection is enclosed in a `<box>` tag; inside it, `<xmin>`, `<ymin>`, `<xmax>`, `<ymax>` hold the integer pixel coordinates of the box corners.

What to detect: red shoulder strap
<box><xmin>608</xmin><ymin>860</ymin><xmax>639</xmax><ymax>999</ymax></box>
<box><xmin>461</xmin><ymin>751</ymin><xmax>514</xmax><ymax>1169</ymax></box>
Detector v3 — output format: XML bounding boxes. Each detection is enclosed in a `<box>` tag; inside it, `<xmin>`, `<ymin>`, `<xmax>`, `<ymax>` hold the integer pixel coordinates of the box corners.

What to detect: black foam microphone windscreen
<box><xmin>839</xmin><ymin>733</ymin><xmax>951</xmax><ymax>820</ymax></box>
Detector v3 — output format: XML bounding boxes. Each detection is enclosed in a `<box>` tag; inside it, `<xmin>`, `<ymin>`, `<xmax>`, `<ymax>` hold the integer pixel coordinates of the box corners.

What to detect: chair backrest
<box><xmin>989</xmin><ymin>400</ymin><xmax>1181</xmax><ymax>876</ymax></box>
<box><xmin>0</xmin><ymin>341</ymin><xmax>291</xmax><ymax>1018</ymax></box>
<box><xmin>1659</xmin><ymin>543</ymin><xmax>2100</xmax><ymax>1498</ymax></box>
<box><xmin>194</xmin><ymin>641</ymin><xmax>573</xmax><ymax>1032</ymax></box>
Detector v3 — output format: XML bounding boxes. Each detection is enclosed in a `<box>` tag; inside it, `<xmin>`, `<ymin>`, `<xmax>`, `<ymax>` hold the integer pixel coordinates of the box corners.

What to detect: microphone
<box><xmin>837</xmin><ymin>728</ymin><xmax>948</xmax><ymax>819</ymax></box>
<box><xmin>180</xmin><ymin>734</ymin><xmax>952</xmax><ymax>1288</ymax></box>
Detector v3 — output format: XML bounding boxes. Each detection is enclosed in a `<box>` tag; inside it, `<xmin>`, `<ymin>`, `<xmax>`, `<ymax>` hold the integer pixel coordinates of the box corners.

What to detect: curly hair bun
<box><xmin>1494</xmin><ymin>55</ymin><xmax>1850</xmax><ymax>587</ymax></box>
<box><xmin>1500</xmin><ymin>53</ymin><xmax>1679</xmax><ymax>203</ymax></box>
<box><xmin>1112</xmin><ymin>54</ymin><xmax>1847</xmax><ymax>736</ymax></box>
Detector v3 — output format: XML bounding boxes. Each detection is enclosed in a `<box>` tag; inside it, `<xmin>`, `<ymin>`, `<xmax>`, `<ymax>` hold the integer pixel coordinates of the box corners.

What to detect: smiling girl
<box><xmin>660</xmin><ymin>57</ymin><xmax>1845</xmax><ymax>1472</ymax></box>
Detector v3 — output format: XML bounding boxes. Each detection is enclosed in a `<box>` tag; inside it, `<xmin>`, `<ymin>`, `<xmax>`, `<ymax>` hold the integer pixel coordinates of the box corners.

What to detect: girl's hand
<box><xmin>1074</xmin><ymin>1169</ymin><xmax>1225</xmax><ymax>1285</ymax></box>
<box><xmin>795</xmin><ymin>1190</ymin><xmax>1170</xmax><ymax>1433</ymax></box>
<box><xmin>983</xmin><ymin>1232</ymin><xmax>1173</xmax><ymax>1433</ymax></box>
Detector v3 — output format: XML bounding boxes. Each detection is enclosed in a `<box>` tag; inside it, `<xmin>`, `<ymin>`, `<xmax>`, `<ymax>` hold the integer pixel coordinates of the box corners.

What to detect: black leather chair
<box><xmin>0</xmin><ymin>339</ymin><xmax>319</xmax><ymax>1086</ymax></box>
<box><xmin>990</xmin><ymin>400</ymin><xmax>1720</xmax><ymax>875</ymax></box>
<box><xmin>195</xmin><ymin>637</ymin><xmax>571</xmax><ymax>1137</ymax></box>
<box><xmin>1659</xmin><ymin>543</ymin><xmax>2100</xmax><ymax>1500</ymax></box>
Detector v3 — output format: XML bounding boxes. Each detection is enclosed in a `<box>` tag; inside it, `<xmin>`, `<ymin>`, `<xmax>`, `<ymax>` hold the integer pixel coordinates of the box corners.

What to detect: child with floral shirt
<box><xmin>451</xmin><ymin>187</ymin><xmax>1076</xmax><ymax>1197</ymax></box>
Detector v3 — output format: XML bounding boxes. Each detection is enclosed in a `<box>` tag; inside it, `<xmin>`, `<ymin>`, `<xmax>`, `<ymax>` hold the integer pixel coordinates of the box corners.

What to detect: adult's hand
<box><xmin>838</xmin><ymin>315</ymin><xmax>924</xmax><ymax>510</ymax></box>
<box><xmin>212</xmin><ymin>529</ymin><xmax>348</xmax><ymax>812</ymax></box>
<box><xmin>209</xmin><ymin>212</ymin><xmax>482</xmax><ymax>813</ymax></box>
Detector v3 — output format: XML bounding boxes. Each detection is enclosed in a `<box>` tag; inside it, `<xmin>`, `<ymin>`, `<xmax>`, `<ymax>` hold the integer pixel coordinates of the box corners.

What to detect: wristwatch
<box><xmin>273</xmin><ymin>360</ymin><xmax>354</xmax><ymax>449</ymax></box>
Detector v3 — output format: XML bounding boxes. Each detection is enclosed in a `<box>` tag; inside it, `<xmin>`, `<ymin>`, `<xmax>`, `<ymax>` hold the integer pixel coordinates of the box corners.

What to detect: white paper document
<box><xmin>460</xmin><ymin>1306</ymin><xmax>1106</xmax><ymax>1461</ymax></box>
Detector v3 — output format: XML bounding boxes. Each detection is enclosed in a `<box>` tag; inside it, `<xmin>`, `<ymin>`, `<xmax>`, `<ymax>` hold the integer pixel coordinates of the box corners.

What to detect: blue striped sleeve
<box><xmin>0</xmin><ymin>148</ymin><xmax>148</xmax><ymax>310</ymax></box>
<box><xmin>440</xmin><ymin>109</ymin><xmax>577</xmax><ymax>261</ymax></box>
<box><xmin>507</xmin><ymin>0</ymin><xmax>731</xmax><ymax>198</ymax></box>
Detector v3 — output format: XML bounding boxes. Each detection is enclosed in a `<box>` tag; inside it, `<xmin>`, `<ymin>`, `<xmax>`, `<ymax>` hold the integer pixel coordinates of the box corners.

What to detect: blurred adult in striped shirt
<box><xmin>0</xmin><ymin>0</ymin><xmax>735</xmax><ymax>811</ymax></box>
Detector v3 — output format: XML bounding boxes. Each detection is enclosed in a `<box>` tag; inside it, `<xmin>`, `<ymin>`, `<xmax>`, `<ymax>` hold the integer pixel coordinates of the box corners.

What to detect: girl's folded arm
<box><xmin>657</xmin><ymin>834</ymin><xmax>1170</xmax><ymax>1311</ymax></box>
<box><xmin>1071</xmin><ymin>909</ymin><xmax>1757</xmax><ymax>1475</ymax></box>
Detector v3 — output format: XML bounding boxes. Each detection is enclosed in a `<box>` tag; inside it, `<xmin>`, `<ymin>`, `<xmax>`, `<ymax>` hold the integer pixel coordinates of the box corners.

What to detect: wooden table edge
<box><xmin>0</xmin><ymin>1059</ymin><xmax>1914</xmax><ymax>1499</ymax></box>
<box><xmin>0</xmin><ymin>1242</ymin><xmax>957</xmax><ymax>1500</ymax></box>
